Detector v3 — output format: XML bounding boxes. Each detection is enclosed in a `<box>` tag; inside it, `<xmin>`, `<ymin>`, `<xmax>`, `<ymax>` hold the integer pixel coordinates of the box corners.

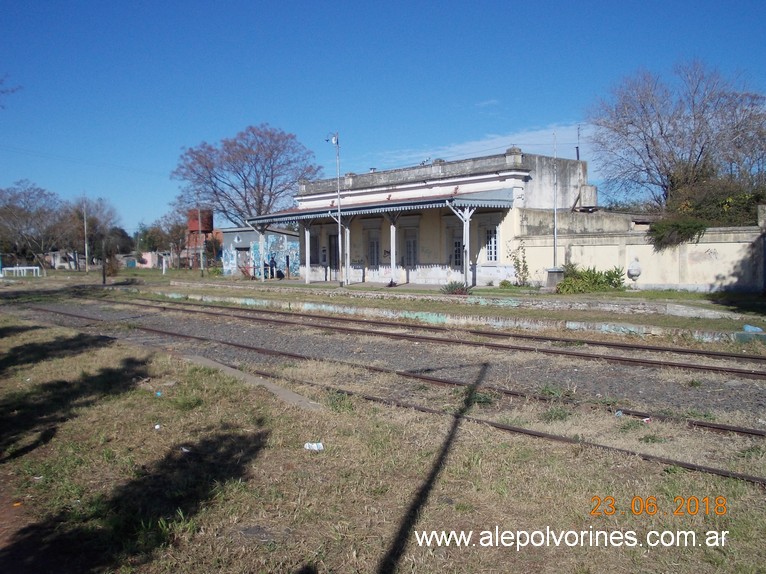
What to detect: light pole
<box><xmin>327</xmin><ymin>132</ymin><xmax>344</xmax><ymax>286</ymax></box>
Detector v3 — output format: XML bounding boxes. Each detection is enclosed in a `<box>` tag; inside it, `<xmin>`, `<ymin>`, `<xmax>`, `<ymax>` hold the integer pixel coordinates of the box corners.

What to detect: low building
<box><xmin>220</xmin><ymin>226</ymin><xmax>299</xmax><ymax>279</ymax></box>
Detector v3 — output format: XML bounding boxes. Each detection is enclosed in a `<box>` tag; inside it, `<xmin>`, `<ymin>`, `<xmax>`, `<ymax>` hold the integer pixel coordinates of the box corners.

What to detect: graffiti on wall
<box><xmin>252</xmin><ymin>235</ymin><xmax>300</xmax><ymax>278</ymax></box>
<box><xmin>223</xmin><ymin>233</ymin><xmax>300</xmax><ymax>278</ymax></box>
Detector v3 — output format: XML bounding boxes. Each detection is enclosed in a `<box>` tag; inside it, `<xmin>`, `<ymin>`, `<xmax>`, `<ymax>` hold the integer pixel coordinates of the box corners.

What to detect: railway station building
<box><xmin>247</xmin><ymin>147</ymin><xmax>596</xmax><ymax>287</ymax></box>
<box><xmin>247</xmin><ymin>147</ymin><xmax>766</xmax><ymax>292</ymax></box>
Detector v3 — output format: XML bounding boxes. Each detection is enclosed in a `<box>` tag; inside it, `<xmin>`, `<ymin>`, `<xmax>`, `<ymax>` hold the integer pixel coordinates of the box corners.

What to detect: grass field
<box><xmin>1</xmin><ymin>310</ymin><xmax>765</xmax><ymax>573</ymax></box>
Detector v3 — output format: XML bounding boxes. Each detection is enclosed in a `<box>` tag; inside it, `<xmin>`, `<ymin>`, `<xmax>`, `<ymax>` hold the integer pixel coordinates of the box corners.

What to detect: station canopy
<box><xmin>246</xmin><ymin>188</ymin><xmax>516</xmax><ymax>228</ymax></box>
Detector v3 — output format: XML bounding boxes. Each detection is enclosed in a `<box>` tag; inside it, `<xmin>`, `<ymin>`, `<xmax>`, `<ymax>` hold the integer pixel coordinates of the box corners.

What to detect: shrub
<box><xmin>510</xmin><ymin>241</ymin><xmax>530</xmax><ymax>286</ymax></box>
<box><xmin>602</xmin><ymin>266</ymin><xmax>625</xmax><ymax>288</ymax></box>
<box><xmin>498</xmin><ymin>279</ymin><xmax>513</xmax><ymax>289</ymax></box>
<box><xmin>556</xmin><ymin>264</ymin><xmax>625</xmax><ymax>294</ymax></box>
<box><xmin>441</xmin><ymin>281</ymin><xmax>472</xmax><ymax>295</ymax></box>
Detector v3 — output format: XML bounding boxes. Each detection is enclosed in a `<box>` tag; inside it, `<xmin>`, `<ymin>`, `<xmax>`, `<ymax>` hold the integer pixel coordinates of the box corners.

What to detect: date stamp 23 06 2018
<box><xmin>590</xmin><ymin>496</ymin><xmax>727</xmax><ymax>517</ymax></box>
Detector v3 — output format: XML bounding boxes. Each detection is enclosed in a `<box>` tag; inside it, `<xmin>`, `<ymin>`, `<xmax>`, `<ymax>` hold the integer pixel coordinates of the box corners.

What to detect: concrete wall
<box><xmin>517</xmin><ymin>209</ymin><xmax>765</xmax><ymax>292</ymax></box>
<box><xmin>521</xmin><ymin>155</ymin><xmax>588</xmax><ymax>210</ymax></box>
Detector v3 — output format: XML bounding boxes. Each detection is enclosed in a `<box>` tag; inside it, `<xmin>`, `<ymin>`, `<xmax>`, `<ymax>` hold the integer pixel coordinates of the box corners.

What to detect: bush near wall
<box><xmin>556</xmin><ymin>263</ymin><xmax>625</xmax><ymax>294</ymax></box>
<box><xmin>441</xmin><ymin>281</ymin><xmax>473</xmax><ymax>295</ymax></box>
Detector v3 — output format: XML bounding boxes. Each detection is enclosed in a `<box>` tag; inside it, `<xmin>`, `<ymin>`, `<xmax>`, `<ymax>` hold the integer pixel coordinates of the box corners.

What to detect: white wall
<box><xmin>517</xmin><ymin>210</ymin><xmax>764</xmax><ymax>292</ymax></box>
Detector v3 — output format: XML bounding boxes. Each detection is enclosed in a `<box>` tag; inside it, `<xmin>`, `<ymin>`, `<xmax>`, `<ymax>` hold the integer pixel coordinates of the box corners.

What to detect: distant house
<box><xmin>118</xmin><ymin>254</ymin><xmax>137</xmax><ymax>268</ymax></box>
<box><xmin>48</xmin><ymin>251</ymin><xmax>79</xmax><ymax>270</ymax></box>
<box><xmin>133</xmin><ymin>251</ymin><xmax>157</xmax><ymax>269</ymax></box>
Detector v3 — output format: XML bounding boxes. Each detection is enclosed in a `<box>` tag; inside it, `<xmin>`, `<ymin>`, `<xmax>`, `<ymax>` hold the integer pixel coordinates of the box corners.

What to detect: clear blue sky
<box><xmin>1</xmin><ymin>0</ymin><xmax>764</xmax><ymax>233</ymax></box>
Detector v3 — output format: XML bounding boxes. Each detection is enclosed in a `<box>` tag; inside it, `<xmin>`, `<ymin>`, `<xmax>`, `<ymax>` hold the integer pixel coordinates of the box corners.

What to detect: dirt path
<box><xmin>0</xmin><ymin>476</ymin><xmax>31</xmax><ymax>550</ymax></box>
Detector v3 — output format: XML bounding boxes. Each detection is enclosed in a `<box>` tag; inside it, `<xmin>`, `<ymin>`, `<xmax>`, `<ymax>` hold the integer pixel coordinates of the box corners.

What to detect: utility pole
<box><xmin>553</xmin><ymin>132</ymin><xmax>559</xmax><ymax>269</ymax></box>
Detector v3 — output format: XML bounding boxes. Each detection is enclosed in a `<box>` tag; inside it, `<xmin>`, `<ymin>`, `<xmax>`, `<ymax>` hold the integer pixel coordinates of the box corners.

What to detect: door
<box><xmin>328</xmin><ymin>234</ymin><xmax>339</xmax><ymax>273</ymax></box>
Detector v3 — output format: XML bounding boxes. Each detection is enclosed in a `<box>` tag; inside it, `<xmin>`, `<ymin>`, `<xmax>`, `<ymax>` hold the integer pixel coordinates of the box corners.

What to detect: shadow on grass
<box><xmin>291</xmin><ymin>366</ymin><xmax>489</xmax><ymax>574</ymax></box>
<box><xmin>0</xmin><ymin>332</ymin><xmax>115</xmax><ymax>377</ymax></box>
<box><xmin>0</xmin><ymin>325</ymin><xmax>43</xmax><ymax>340</ymax></box>
<box><xmin>376</xmin><ymin>363</ymin><xmax>489</xmax><ymax>574</ymax></box>
<box><xmin>0</xmin><ymin>429</ymin><xmax>269</xmax><ymax>573</ymax></box>
<box><xmin>0</xmin><ymin>355</ymin><xmax>143</xmax><ymax>463</ymax></box>
<box><xmin>706</xmin><ymin>292</ymin><xmax>766</xmax><ymax>317</ymax></box>
<box><xmin>0</xmin><ymin>281</ymin><xmax>106</xmax><ymax>303</ymax></box>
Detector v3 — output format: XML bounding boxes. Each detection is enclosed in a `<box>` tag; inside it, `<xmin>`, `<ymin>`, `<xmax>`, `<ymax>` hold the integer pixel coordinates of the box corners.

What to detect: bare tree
<box><xmin>588</xmin><ymin>61</ymin><xmax>766</xmax><ymax>208</ymax></box>
<box><xmin>172</xmin><ymin>124</ymin><xmax>321</xmax><ymax>226</ymax></box>
<box><xmin>0</xmin><ymin>180</ymin><xmax>67</xmax><ymax>274</ymax></box>
<box><xmin>141</xmin><ymin>209</ymin><xmax>188</xmax><ymax>268</ymax></box>
<box><xmin>60</xmin><ymin>196</ymin><xmax>120</xmax><ymax>268</ymax></box>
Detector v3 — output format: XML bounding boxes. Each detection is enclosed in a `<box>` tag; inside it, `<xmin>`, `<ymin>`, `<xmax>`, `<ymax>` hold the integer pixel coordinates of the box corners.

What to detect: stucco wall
<box><xmin>521</xmin><ymin>155</ymin><xmax>586</xmax><ymax>210</ymax></box>
<box><xmin>304</xmin><ymin>204</ymin><xmax>765</xmax><ymax>291</ymax></box>
<box><xmin>518</xmin><ymin>208</ymin><xmax>634</xmax><ymax>235</ymax></box>
<box><xmin>518</xmin><ymin>211</ymin><xmax>765</xmax><ymax>292</ymax></box>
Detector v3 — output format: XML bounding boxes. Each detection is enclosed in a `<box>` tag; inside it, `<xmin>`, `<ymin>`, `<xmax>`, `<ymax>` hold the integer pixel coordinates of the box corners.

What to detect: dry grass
<box><xmin>1</xmin><ymin>312</ymin><xmax>765</xmax><ymax>573</ymax></box>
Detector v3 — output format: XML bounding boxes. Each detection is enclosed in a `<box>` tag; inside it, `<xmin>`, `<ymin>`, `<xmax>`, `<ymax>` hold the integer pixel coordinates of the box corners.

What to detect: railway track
<box><xmin>85</xmin><ymin>294</ymin><xmax>766</xmax><ymax>380</ymax></box>
<box><xmin>20</xmin><ymin>301</ymin><xmax>766</xmax><ymax>488</ymax></box>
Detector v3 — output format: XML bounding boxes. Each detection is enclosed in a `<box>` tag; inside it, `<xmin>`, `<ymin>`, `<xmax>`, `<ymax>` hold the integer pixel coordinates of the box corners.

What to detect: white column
<box><xmin>344</xmin><ymin>223</ymin><xmax>351</xmax><ymax>285</ymax></box>
<box><xmin>463</xmin><ymin>215</ymin><xmax>471</xmax><ymax>285</ymax></box>
<box><xmin>447</xmin><ymin>203</ymin><xmax>475</xmax><ymax>286</ymax></box>
<box><xmin>259</xmin><ymin>230</ymin><xmax>266</xmax><ymax>283</ymax></box>
<box><xmin>390</xmin><ymin>221</ymin><xmax>397</xmax><ymax>284</ymax></box>
<box><xmin>304</xmin><ymin>224</ymin><xmax>311</xmax><ymax>284</ymax></box>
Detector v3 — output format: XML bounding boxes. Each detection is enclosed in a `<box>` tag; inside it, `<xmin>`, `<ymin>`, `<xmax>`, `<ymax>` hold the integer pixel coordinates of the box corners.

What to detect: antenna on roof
<box><xmin>576</xmin><ymin>125</ymin><xmax>580</xmax><ymax>160</ymax></box>
<box><xmin>419</xmin><ymin>157</ymin><xmax>431</xmax><ymax>166</ymax></box>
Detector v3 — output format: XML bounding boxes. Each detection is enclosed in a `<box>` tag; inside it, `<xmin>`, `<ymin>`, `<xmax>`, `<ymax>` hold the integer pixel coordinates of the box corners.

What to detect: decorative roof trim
<box><xmin>246</xmin><ymin>193</ymin><xmax>515</xmax><ymax>226</ymax></box>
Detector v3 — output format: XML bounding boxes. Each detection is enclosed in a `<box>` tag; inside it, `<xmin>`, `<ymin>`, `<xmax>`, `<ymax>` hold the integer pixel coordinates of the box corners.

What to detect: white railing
<box><xmin>1</xmin><ymin>266</ymin><xmax>41</xmax><ymax>277</ymax></box>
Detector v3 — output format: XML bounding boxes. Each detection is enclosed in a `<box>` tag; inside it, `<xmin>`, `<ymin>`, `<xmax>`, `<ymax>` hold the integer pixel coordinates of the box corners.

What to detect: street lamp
<box><xmin>327</xmin><ymin>132</ymin><xmax>345</xmax><ymax>286</ymax></box>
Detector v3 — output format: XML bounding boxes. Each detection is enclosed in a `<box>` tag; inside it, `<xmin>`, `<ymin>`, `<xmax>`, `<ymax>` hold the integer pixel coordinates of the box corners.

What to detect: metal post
<box><xmin>553</xmin><ymin>132</ymin><xmax>559</xmax><ymax>269</ymax></box>
<box><xmin>329</xmin><ymin>132</ymin><xmax>344</xmax><ymax>286</ymax></box>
